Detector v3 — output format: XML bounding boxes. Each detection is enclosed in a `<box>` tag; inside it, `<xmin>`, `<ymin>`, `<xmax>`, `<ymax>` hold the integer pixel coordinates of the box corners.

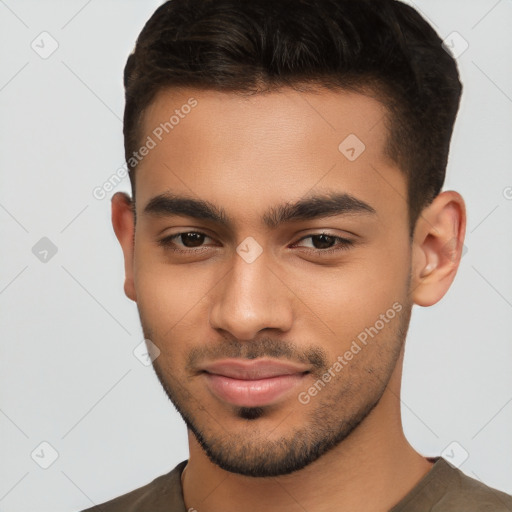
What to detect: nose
<box><xmin>209</xmin><ymin>249</ymin><xmax>294</xmax><ymax>341</ymax></box>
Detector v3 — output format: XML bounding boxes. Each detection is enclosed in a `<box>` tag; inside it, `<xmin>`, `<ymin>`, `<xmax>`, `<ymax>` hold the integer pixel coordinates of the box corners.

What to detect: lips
<box><xmin>201</xmin><ymin>359</ymin><xmax>310</xmax><ymax>407</ymax></box>
<box><xmin>201</xmin><ymin>359</ymin><xmax>310</xmax><ymax>379</ymax></box>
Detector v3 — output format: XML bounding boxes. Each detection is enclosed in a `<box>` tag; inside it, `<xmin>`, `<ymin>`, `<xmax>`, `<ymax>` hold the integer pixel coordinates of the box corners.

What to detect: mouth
<box><xmin>200</xmin><ymin>359</ymin><xmax>310</xmax><ymax>408</ymax></box>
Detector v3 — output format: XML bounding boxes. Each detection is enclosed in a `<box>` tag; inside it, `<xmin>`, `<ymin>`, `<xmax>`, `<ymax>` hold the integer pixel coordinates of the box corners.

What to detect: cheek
<box><xmin>133</xmin><ymin>253</ymin><xmax>218</xmax><ymax>349</ymax></box>
<box><xmin>134</xmin><ymin>241</ymin><xmax>190</xmax><ymax>312</ymax></box>
<box><xmin>283</xmin><ymin>248</ymin><xmax>410</xmax><ymax>348</ymax></box>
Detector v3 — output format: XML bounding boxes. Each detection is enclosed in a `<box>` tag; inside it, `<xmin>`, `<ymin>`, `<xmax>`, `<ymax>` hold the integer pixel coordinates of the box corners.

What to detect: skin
<box><xmin>112</xmin><ymin>86</ymin><xmax>466</xmax><ymax>512</ymax></box>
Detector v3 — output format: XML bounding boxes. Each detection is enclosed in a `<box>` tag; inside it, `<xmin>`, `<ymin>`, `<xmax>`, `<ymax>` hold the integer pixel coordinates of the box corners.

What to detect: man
<box><xmin>83</xmin><ymin>0</ymin><xmax>512</xmax><ymax>510</ymax></box>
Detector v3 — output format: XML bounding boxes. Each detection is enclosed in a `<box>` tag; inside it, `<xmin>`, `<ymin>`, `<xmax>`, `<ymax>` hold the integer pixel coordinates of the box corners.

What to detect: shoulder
<box><xmin>436</xmin><ymin>459</ymin><xmax>512</xmax><ymax>511</ymax></box>
<box><xmin>78</xmin><ymin>460</ymin><xmax>188</xmax><ymax>512</ymax></box>
<box><xmin>392</xmin><ymin>457</ymin><xmax>512</xmax><ymax>512</ymax></box>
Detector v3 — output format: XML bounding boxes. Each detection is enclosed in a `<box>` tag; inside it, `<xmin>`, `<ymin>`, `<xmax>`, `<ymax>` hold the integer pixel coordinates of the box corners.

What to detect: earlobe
<box><xmin>411</xmin><ymin>191</ymin><xmax>466</xmax><ymax>307</ymax></box>
<box><xmin>111</xmin><ymin>192</ymin><xmax>137</xmax><ymax>302</ymax></box>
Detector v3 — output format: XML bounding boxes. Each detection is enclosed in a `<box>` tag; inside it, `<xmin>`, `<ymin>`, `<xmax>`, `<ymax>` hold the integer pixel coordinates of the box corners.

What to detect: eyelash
<box><xmin>157</xmin><ymin>231</ymin><xmax>354</xmax><ymax>255</ymax></box>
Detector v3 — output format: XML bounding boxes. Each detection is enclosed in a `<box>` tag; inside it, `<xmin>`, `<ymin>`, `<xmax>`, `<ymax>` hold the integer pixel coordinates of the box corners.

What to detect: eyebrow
<box><xmin>143</xmin><ymin>191</ymin><xmax>376</xmax><ymax>229</ymax></box>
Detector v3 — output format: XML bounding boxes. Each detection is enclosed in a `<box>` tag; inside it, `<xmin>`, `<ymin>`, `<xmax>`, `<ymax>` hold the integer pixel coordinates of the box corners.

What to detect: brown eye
<box><xmin>178</xmin><ymin>232</ymin><xmax>206</xmax><ymax>247</ymax></box>
<box><xmin>158</xmin><ymin>231</ymin><xmax>214</xmax><ymax>252</ymax></box>
<box><xmin>309</xmin><ymin>234</ymin><xmax>337</xmax><ymax>249</ymax></box>
<box><xmin>293</xmin><ymin>232</ymin><xmax>354</xmax><ymax>254</ymax></box>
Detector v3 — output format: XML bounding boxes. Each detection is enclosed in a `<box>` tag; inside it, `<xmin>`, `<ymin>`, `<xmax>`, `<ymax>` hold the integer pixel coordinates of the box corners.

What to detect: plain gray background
<box><xmin>1</xmin><ymin>1</ymin><xmax>511</xmax><ymax>510</ymax></box>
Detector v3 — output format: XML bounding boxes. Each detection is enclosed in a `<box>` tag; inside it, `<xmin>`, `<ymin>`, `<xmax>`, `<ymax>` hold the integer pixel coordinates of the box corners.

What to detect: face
<box><xmin>127</xmin><ymin>86</ymin><xmax>415</xmax><ymax>477</ymax></box>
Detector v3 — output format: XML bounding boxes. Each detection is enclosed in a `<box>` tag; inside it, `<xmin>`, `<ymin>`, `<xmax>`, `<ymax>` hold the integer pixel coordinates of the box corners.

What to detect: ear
<box><xmin>111</xmin><ymin>191</ymin><xmax>137</xmax><ymax>302</ymax></box>
<box><xmin>411</xmin><ymin>190</ymin><xmax>466</xmax><ymax>307</ymax></box>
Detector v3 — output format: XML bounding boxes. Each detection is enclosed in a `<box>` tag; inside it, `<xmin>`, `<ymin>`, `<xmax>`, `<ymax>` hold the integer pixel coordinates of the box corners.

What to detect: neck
<box><xmin>181</xmin><ymin>349</ymin><xmax>433</xmax><ymax>512</ymax></box>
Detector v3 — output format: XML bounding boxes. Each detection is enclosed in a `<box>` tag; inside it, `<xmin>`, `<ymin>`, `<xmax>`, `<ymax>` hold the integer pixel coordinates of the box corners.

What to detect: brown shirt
<box><xmin>80</xmin><ymin>457</ymin><xmax>512</xmax><ymax>511</ymax></box>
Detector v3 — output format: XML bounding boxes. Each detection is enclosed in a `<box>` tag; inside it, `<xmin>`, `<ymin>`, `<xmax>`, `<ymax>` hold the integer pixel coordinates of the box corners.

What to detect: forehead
<box><xmin>135</xmin><ymin>86</ymin><xmax>406</xmax><ymax>227</ymax></box>
<box><xmin>141</xmin><ymin>86</ymin><xmax>390</xmax><ymax>154</ymax></box>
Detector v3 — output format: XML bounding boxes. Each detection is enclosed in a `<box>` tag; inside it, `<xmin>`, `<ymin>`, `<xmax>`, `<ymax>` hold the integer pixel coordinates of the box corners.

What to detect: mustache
<box><xmin>186</xmin><ymin>336</ymin><xmax>329</xmax><ymax>376</ymax></box>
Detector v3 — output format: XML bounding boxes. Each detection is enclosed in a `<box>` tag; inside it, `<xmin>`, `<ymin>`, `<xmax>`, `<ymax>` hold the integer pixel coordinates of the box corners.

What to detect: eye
<box><xmin>158</xmin><ymin>231</ymin><xmax>215</xmax><ymax>253</ymax></box>
<box><xmin>157</xmin><ymin>231</ymin><xmax>355</xmax><ymax>256</ymax></box>
<box><xmin>292</xmin><ymin>232</ymin><xmax>354</xmax><ymax>254</ymax></box>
